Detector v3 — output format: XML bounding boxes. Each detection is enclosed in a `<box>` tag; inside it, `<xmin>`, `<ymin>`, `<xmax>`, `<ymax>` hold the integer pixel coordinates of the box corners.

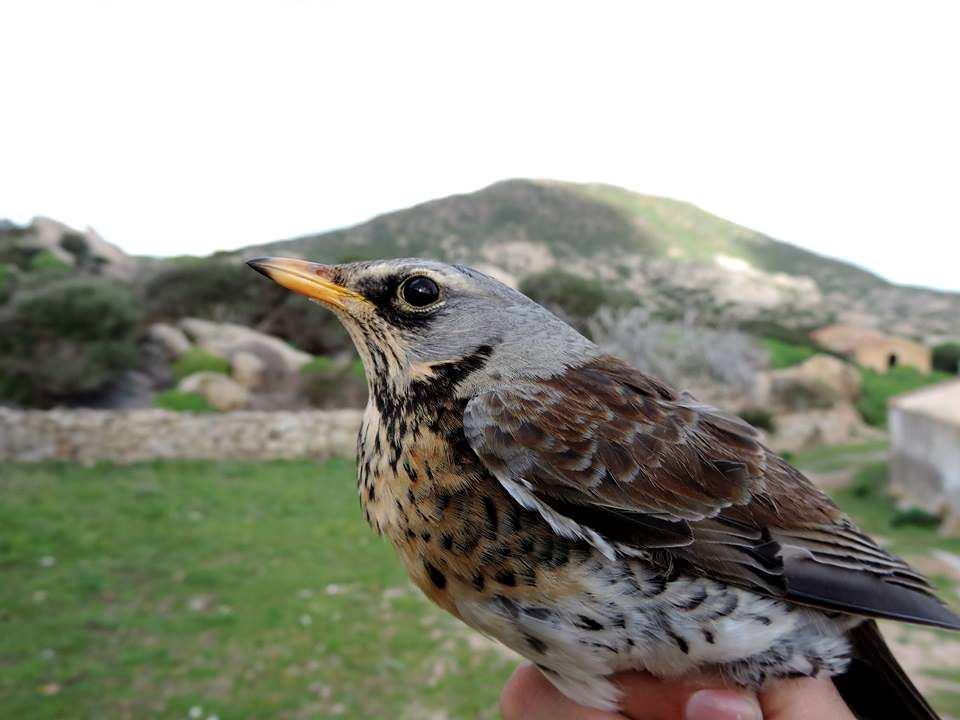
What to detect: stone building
<box><xmin>889</xmin><ymin>380</ymin><xmax>960</xmax><ymax>525</ymax></box>
<box><xmin>810</xmin><ymin>323</ymin><xmax>931</xmax><ymax>374</ymax></box>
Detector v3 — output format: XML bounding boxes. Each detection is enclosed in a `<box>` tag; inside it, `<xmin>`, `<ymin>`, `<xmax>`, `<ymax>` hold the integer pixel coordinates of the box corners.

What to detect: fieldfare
<box><xmin>249</xmin><ymin>256</ymin><xmax>959</xmax><ymax>720</ymax></box>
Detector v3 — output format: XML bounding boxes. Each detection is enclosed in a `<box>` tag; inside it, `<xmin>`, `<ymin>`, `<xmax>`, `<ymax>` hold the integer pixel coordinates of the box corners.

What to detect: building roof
<box><xmin>811</xmin><ymin>323</ymin><xmax>926</xmax><ymax>355</ymax></box>
<box><xmin>890</xmin><ymin>379</ymin><xmax>960</xmax><ymax>425</ymax></box>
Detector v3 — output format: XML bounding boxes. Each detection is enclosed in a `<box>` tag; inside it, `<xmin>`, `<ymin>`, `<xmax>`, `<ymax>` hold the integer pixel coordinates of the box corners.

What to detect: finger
<box><xmin>500</xmin><ymin>663</ymin><xmax>627</xmax><ymax>720</ymax></box>
<box><xmin>759</xmin><ymin>677</ymin><xmax>856</xmax><ymax>720</ymax></box>
<box><xmin>616</xmin><ymin>673</ymin><xmax>761</xmax><ymax>720</ymax></box>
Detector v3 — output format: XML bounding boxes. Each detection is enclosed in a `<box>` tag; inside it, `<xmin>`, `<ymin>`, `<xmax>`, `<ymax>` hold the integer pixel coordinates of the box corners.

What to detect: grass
<box><xmin>856</xmin><ymin>366</ymin><xmax>954</xmax><ymax>427</ymax></box>
<box><xmin>153</xmin><ymin>390</ymin><xmax>216</xmax><ymax>413</ymax></box>
<box><xmin>762</xmin><ymin>337</ymin><xmax>816</xmax><ymax>369</ymax></box>
<box><xmin>790</xmin><ymin>439</ymin><xmax>890</xmax><ymax>474</ymax></box>
<box><xmin>171</xmin><ymin>349</ymin><xmax>231</xmax><ymax>383</ymax></box>
<box><xmin>0</xmin><ymin>460</ymin><xmax>514</xmax><ymax>720</ymax></box>
<box><xmin>5</xmin><ymin>452</ymin><xmax>960</xmax><ymax>718</ymax></box>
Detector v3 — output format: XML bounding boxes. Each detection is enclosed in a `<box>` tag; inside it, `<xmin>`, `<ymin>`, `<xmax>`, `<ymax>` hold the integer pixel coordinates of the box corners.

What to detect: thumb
<box><xmin>759</xmin><ymin>678</ymin><xmax>856</xmax><ymax>720</ymax></box>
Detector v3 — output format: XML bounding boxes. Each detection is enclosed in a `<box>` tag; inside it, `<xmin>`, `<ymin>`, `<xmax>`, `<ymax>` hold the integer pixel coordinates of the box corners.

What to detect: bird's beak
<box><xmin>246</xmin><ymin>257</ymin><xmax>367</xmax><ymax>309</ymax></box>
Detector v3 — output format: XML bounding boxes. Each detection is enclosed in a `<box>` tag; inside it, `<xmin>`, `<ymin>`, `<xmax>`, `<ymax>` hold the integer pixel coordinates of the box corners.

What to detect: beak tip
<box><xmin>246</xmin><ymin>257</ymin><xmax>273</xmax><ymax>279</ymax></box>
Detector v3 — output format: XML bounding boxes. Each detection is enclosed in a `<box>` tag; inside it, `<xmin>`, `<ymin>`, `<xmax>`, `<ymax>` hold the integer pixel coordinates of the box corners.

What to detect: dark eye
<box><xmin>399</xmin><ymin>276</ymin><xmax>440</xmax><ymax>308</ymax></box>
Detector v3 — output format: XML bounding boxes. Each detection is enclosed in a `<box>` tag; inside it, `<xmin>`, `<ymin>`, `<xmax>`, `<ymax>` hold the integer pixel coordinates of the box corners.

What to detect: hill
<box><xmin>238</xmin><ymin>179</ymin><xmax>960</xmax><ymax>341</ymax></box>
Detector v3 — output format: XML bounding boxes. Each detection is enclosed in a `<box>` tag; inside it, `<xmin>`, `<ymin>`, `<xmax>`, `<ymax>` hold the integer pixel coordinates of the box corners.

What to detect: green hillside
<box><xmin>241</xmin><ymin>178</ymin><xmax>884</xmax><ymax>293</ymax></box>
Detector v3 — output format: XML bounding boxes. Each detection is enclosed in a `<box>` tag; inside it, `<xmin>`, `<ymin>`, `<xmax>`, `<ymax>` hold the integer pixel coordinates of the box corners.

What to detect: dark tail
<box><xmin>834</xmin><ymin>620</ymin><xmax>939</xmax><ymax>720</ymax></box>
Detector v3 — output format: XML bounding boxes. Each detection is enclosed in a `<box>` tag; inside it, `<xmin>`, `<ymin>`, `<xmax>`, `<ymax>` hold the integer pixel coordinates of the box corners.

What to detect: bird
<box><xmin>248</xmin><ymin>256</ymin><xmax>960</xmax><ymax>720</ymax></box>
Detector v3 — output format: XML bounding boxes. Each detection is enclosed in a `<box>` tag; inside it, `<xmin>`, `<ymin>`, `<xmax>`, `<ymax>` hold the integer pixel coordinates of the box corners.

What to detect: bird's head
<box><xmin>247</xmin><ymin>257</ymin><xmax>595</xmax><ymax>397</ymax></box>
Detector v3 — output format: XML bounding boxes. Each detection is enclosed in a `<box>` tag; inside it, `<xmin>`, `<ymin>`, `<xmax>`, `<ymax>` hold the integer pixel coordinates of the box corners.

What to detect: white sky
<box><xmin>2</xmin><ymin>1</ymin><xmax>958</xmax><ymax>290</ymax></box>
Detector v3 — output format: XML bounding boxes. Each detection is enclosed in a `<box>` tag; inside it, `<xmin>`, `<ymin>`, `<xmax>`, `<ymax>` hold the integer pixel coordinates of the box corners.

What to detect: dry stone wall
<box><xmin>0</xmin><ymin>409</ymin><xmax>363</xmax><ymax>463</ymax></box>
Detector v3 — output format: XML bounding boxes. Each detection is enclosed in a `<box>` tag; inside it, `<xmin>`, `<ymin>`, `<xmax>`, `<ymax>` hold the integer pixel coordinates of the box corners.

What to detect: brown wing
<box><xmin>463</xmin><ymin>354</ymin><xmax>960</xmax><ymax>630</ymax></box>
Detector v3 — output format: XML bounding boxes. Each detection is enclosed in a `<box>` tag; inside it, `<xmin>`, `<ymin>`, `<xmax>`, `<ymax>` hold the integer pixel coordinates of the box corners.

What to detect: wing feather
<box><xmin>464</xmin><ymin>354</ymin><xmax>960</xmax><ymax>630</ymax></box>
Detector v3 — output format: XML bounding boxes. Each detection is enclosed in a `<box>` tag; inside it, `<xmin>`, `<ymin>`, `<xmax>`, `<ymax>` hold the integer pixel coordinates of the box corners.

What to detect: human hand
<box><xmin>500</xmin><ymin>662</ymin><xmax>856</xmax><ymax>720</ymax></box>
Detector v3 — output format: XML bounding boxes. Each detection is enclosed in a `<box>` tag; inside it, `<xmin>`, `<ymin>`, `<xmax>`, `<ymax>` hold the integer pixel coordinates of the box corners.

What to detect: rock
<box><xmin>178</xmin><ymin>318</ymin><xmax>312</xmax><ymax>374</ymax></box>
<box><xmin>231</xmin><ymin>351</ymin><xmax>266</xmax><ymax>389</ymax></box>
<box><xmin>146</xmin><ymin>323</ymin><xmax>192</xmax><ymax>358</ymax></box>
<box><xmin>766</xmin><ymin>354</ymin><xmax>861</xmax><ymax>411</ymax></box>
<box><xmin>768</xmin><ymin>403</ymin><xmax>883</xmax><ymax>452</ymax></box>
<box><xmin>24</xmin><ymin>217</ymin><xmax>138</xmax><ymax>279</ymax></box>
<box><xmin>178</xmin><ymin>372</ymin><xmax>250</xmax><ymax>411</ymax></box>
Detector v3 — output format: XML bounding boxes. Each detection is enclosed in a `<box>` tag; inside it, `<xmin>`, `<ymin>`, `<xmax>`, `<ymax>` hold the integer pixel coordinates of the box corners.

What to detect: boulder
<box><xmin>146</xmin><ymin>323</ymin><xmax>192</xmax><ymax>358</ymax></box>
<box><xmin>767</xmin><ymin>403</ymin><xmax>882</xmax><ymax>453</ymax></box>
<box><xmin>231</xmin><ymin>351</ymin><xmax>266</xmax><ymax>389</ymax></box>
<box><xmin>766</xmin><ymin>354</ymin><xmax>861</xmax><ymax>411</ymax></box>
<box><xmin>178</xmin><ymin>372</ymin><xmax>250</xmax><ymax>411</ymax></box>
<box><xmin>178</xmin><ymin>318</ymin><xmax>312</xmax><ymax>375</ymax></box>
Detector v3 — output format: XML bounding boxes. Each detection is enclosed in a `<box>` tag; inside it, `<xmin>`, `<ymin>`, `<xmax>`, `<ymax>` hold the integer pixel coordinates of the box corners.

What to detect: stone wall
<box><xmin>0</xmin><ymin>408</ymin><xmax>363</xmax><ymax>463</ymax></box>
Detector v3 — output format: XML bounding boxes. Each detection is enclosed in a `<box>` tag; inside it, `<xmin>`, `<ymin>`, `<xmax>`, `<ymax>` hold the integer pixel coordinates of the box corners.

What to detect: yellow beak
<box><xmin>246</xmin><ymin>257</ymin><xmax>367</xmax><ymax>309</ymax></box>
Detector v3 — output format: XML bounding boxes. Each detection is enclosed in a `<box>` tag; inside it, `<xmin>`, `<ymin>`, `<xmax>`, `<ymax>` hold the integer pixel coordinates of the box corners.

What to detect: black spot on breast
<box><xmin>714</xmin><ymin>593</ymin><xmax>740</xmax><ymax>618</ymax></box>
<box><xmin>702</xmin><ymin>629</ymin><xmax>715</xmax><ymax>644</ymax></box>
<box><xmin>523</xmin><ymin>607</ymin><xmax>552</xmax><ymax>620</ymax></box>
<box><xmin>494</xmin><ymin>595</ymin><xmax>519</xmax><ymax>618</ymax></box>
<box><xmin>441</xmin><ymin>533</ymin><xmax>454</xmax><ymax>551</ymax></box>
<box><xmin>420</xmin><ymin>531</ymin><xmax>431</xmax><ymax>542</ymax></box>
<box><xmin>494</xmin><ymin>570</ymin><xmax>517</xmax><ymax>587</ymax></box>
<box><xmin>668</xmin><ymin>630</ymin><xmax>690</xmax><ymax>654</ymax></box>
<box><xmin>525</xmin><ymin>635</ymin><xmax>548</xmax><ymax>653</ymax></box>
<box><xmin>424</xmin><ymin>562</ymin><xmax>446</xmax><ymax>590</ymax></box>
<box><xmin>403</xmin><ymin>461</ymin><xmax>419</xmax><ymax>484</ymax></box>
<box><xmin>575</xmin><ymin>615</ymin><xmax>604</xmax><ymax>631</ymax></box>
<box><xmin>674</xmin><ymin>586</ymin><xmax>708</xmax><ymax>611</ymax></box>
<box><xmin>473</xmin><ymin>573</ymin><xmax>485</xmax><ymax>591</ymax></box>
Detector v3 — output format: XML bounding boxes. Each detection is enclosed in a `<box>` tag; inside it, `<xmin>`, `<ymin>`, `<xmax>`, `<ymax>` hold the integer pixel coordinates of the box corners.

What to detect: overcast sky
<box><xmin>2</xmin><ymin>1</ymin><xmax>958</xmax><ymax>290</ymax></box>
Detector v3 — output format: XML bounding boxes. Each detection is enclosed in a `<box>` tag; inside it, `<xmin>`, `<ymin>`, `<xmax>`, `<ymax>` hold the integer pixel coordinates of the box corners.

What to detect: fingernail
<box><xmin>685</xmin><ymin>689</ymin><xmax>762</xmax><ymax>720</ymax></box>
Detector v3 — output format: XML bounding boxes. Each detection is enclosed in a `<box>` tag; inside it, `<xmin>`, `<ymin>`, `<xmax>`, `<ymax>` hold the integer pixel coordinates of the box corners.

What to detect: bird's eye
<box><xmin>399</xmin><ymin>276</ymin><xmax>440</xmax><ymax>308</ymax></box>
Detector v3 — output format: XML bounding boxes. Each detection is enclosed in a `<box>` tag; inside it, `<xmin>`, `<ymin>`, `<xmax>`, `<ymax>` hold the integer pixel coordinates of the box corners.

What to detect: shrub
<box><xmin>153</xmin><ymin>389</ymin><xmax>215</xmax><ymax>413</ymax></box>
<box><xmin>891</xmin><ymin>507</ymin><xmax>941</xmax><ymax>529</ymax></box>
<box><xmin>738</xmin><ymin>408</ymin><xmax>776</xmax><ymax>433</ymax></box>
<box><xmin>27</xmin><ymin>249</ymin><xmax>71</xmax><ymax>275</ymax></box>
<box><xmin>143</xmin><ymin>259</ymin><xmax>288</xmax><ymax>325</ymax></box>
<box><xmin>171</xmin><ymin>348</ymin><xmax>230</xmax><ymax>383</ymax></box>
<box><xmin>763</xmin><ymin>338</ymin><xmax>815</xmax><ymax>369</ymax></box>
<box><xmin>519</xmin><ymin>270</ymin><xmax>637</xmax><ymax>326</ymax></box>
<box><xmin>856</xmin><ymin>366</ymin><xmax>954</xmax><ymax>427</ymax></box>
<box><xmin>932</xmin><ymin>342</ymin><xmax>960</xmax><ymax>375</ymax></box>
<box><xmin>849</xmin><ymin>462</ymin><xmax>887</xmax><ymax>498</ymax></box>
<box><xmin>300</xmin><ymin>356</ymin><xmax>366</xmax><ymax>408</ymax></box>
<box><xmin>0</xmin><ymin>278</ymin><xmax>142</xmax><ymax>406</ymax></box>
<box><xmin>0</xmin><ymin>262</ymin><xmax>15</xmax><ymax>303</ymax></box>
<box><xmin>589</xmin><ymin>307</ymin><xmax>767</xmax><ymax>396</ymax></box>
<box><xmin>257</xmin><ymin>294</ymin><xmax>353</xmax><ymax>356</ymax></box>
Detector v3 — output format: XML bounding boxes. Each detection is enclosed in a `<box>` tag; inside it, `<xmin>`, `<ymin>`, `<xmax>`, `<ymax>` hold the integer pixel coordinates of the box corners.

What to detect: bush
<box><xmin>257</xmin><ymin>294</ymin><xmax>353</xmax><ymax>356</ymax></box>
<box><xmin>738</xmin><ymin>408</ymin><xmax>776</xmax><ymax>433</ymax></box>
<box><xmin>300</xmin><ymin>356</ymin><xmax>366</xmax><ymax>408</ymax></box>
<box><xmin>891</xmin><ymin>507</ymin><xmax>941</xmax><ymax>529</ymax></box>
<box><xmin>933</xmin><ymin>342</ymin><xmax>960</xmax><ymax>375</ymax></box>
<box><xmin>763</xmin><ymin>338</ymin><xmax>815</xmax><ymax>369</ymax></box>
<box><xmin>856</xmin><ymin>366</ymin><xmax>954</xmax><ymax>427</ymax></box>
<box><xmin>27</xmin><ymin>249</ymin><xmax>71</xmax><ymax>275</ymax></box>
<box><xmin>0</xmin><ymin>262</ymin><xmax>15</xmax><ymax>303</ymax></box>
<box><xmin>849</xmin><ymin>462</ymin><xmax>887</xmax><ymax>498</ymax></box>
<box><xmin>171</xmin><ymin>348</ymin><xmax>231</xmax><ymax>383</ymax></box>
<box><xmin>519</xmin><ymin>270</ymin><xmax>637</xmax><ymax>326</ymax></box>
<box><xmin>143</xmin><ymin>259</ymin><xmax>289</xmax><ymax>325</ymax></box>
<box><xmin>0</xmin><ymin>278</ymin><xmax>142</xmax><ymax>406</ymax></box>
<box><xmin>153</xmin><ymin>389</ymin><xmax>215</xmax><ymax>413</ymax></box>
<box><xmin>738</xmin><ymin>320</ymin><xmax>822</xmax><ymax>349</ymax></box>
<box><xmin>589</xmin><ymin>307</ymin><xmax>767</xmax><ymax>396</ymax></box>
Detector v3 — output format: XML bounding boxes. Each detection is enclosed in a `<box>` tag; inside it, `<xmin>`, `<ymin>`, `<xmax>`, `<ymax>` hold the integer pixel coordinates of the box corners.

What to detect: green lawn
<box><xmin>4</xmin><ymin>454</ymin><xmax>960</xmax><ymax>719</ymax></box>
<box><xmin>0</xmin><ymin>460</ymin><xmax>514</xmax><ymax>720</ymax></box>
